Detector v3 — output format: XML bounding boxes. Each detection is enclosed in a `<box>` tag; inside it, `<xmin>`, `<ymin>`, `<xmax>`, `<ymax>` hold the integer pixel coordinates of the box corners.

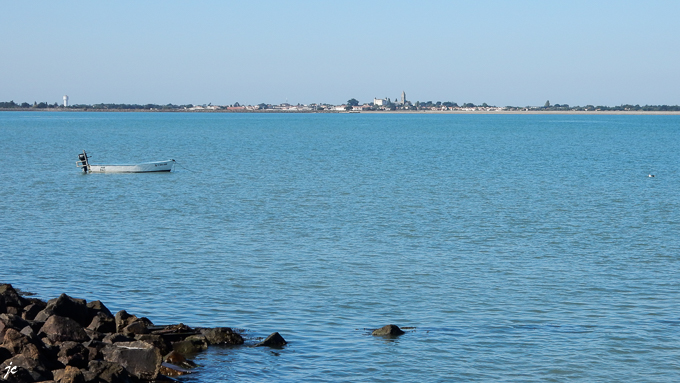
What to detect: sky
<box><xmin>2</xmin><ymin>0</ymin><xmax>679</xmax><ymax>107</ymax></box>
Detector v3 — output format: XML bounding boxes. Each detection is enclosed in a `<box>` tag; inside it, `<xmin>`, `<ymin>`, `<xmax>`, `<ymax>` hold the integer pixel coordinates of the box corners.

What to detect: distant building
<box><xmin>63</xmin><ymin>95</ymin><xmax>69</xmax><ymax>107</ymax></box>
<box><xmin>374</xmin><ymin>98</ymin><xmax>388</xmax><ymax>106</ymax></box>
<box><xmin>401</xmin><ymin>91</ymin><xmax>406</xmax><ymax>105</ymax></box>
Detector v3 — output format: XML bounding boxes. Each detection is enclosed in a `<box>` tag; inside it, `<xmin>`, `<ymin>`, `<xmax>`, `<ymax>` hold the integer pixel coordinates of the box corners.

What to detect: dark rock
<box><xmin>86</xmin><ymin>300</ymin><xmax>113</xmax><ymax>319</ymax></box>
<box><xmin>81</xmin><ymin>369</ymin><xmax>97</xmax><ymax>382</ymax></box>
<box><xmin>82</xmin><ymin>340</ymin><xmax>106</xmax><ymax>361</ymax></box>
<box><xmin>87</xmin><ymin>312</ymin><xmax>116</xmax><ymax>334</ymax></box>
<box><xmin>255</xmin><ymin>332</ymin><xmax>287</xmax><ymax>348</ymax></box>
<box><xmin>39</xmin><ymin>315</ymin><xmax>89</xmax><ymax>343</ymax></box>
<box><xmin>0</xmin><ymin>284</ymin><xmax>27</xmax><ymax>309</ymax></box>
<box><xmin>138</xmin><ymin>317</ymin><xmax>154</xmax><ymax>327</ymax></box>
<box><xmin>5</xmin><ymin>306</ymin><xmax>20</xmax><ymax>316</ymax></box>
<box><xmin>20</xmin><ymin>302</ymin><xmax>46</xmax><ymax>321</ymax></box>
<box><xmin>33</xmin><ymin>307</ymin><xmax>55</xmax><ymax>322</ymax></box>
<box><xmin>371</xmin><ymin>324</ymin><xmax>405</xmax><ymax>336</ymax></box>
<box><xmin>171</xmin><ymin>336</ymin><xmax>207</xmax><ymax>355</ymax></box>
<box><xmin>102</xmin><ymin>340</ymin><xmax>162</xmax><ymax>381</ymax></box>
<box><xmin>57</xmin><ymin>341</ymin><xmax>89</xmax><ymax>368</ymax></box>
<box><xmin>160</xmin><ymin>362</ymin><xmax>195</xmax><ymax>377</ymax></box>
<box><xmin>122</xmin><ymin>321</ymin><xmax>149</xmax><ymax>336</ymax></box>
<box><xmin>1</xmin><ymin>328</ymin><xmax>43</xmax><ymax>357</ymax></box>
<box><xmin>84</xmin><ymin>328</ymin><xmax>105</xmax><ymax>342</ymax></box>
<box><xmin>19</xmin><ymin>326</ymin><xmax>39</xmax><ymax>342</ymax></box>
<box><xmin>102</xmin><ymin>333</ymin><xmax>132</xmax><ymax>344</ymax></box>
<box><xmin>0</xmin><ymin>354</ymin><xmax>52</xmax><ymax>382</ymax></box>
<box><xmin>87</xmin><ymin>360</ymin><xmax>132</xmax><ymax>383</ymax></box>
<box><xmin>53</xmin><ymin>365</ymin><xmax>86</xmax><ymax>383</ymax></box>
<box><xmin>114</xmin><ymin>310</ymin><xmax>138</xmax><ymax>333</ymax></box>
<box><xmin>200</xmin><ymin>327</ymin><xmax>244</xmax><ymax>345</ymax></box>
<box><xmin>134</xmin><ymin>334</ymin><xmax>170</xmax><ymax>356</ymax></box>
<box><xmin>0</xmin><ymin>314</ymin><xmax>31</xmax><ymax>334</ymax></box>
<box><xmin>163</xmin><ymin>350</ymin><xmax>197</xmax><ymax>370</ymax></box>
<box><xmin>154</xmin><ymin>323</ymin><xmax>192</xmax><ymax>334</ymax></box>
<box><xmin>25</xmin><ymin>320</ymin><xmax>44</xmax><ymax>335</ymax></box>
<box><xmin>0</xmin><ymin>347</ymin><xmax>11</xmax><ymax>364</ymax></box>
<box><xmin>47</xmin><ymin>294</ymin><xmax>91</xmax><ymax>328</ymax></box>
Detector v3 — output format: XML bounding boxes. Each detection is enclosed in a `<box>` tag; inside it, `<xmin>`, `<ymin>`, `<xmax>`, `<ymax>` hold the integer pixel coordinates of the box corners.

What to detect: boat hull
<box><xmin>88</xmin><ymin>160</ymin><xmax>175</xmax><ymax>173</ymax></box>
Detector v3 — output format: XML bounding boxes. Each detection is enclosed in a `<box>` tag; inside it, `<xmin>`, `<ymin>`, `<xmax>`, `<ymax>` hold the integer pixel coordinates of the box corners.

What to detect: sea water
<box><xmin>0</xmin><ymin>111</ymin><xmax>679</xmax><ymax>382</ymax></box>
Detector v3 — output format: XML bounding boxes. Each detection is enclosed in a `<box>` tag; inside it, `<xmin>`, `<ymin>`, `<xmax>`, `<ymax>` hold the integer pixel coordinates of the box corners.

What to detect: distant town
<box><xmin>2</xmin><ymin>92</ymin><xmax>680</xmax><ymax>113</ymax></box>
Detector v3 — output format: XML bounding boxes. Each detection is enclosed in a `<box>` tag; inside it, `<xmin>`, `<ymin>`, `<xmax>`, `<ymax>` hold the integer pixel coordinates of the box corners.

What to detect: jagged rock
<box><xmin>102</xmin><ymin>340</ymin><xmax>161</xmax><ymax>381</ymax></box>
<box><xmin>5</xmin><ymin>307</ymin><xmax>20</xmax><ymax>316</ymax></box>
<box><xmin>163</xmin><ymin>350</ymin><xmax>197</xmax><ymax>369</ymax></box>
<box><xmin>39</xmin><ymin>315</ymin><xmax>89</xmax><ymax>343</ymax></box>
<box><xmin>0</xmin><ymin>314</ymin><xmax>30</xmax><ymax>333</ymax></box>
<box><xmin>25</xmin><ymin>320</ymin><xmax>43</xmax><ymax>334</ymax></box>
<box><xmin>171</xmin><ymin>336</ymin><xmax>207</xmax><ymax>355</ymax></box>
<box><xmin>87</xmin><ymin>312</ymin><xmax>116</xmax><ymax>334</ymax></box>
<box><xmin>371</xmin><ymin>324</ymin><xmax>405</xmax><ymax>336</ymax></box>
<box><xmin>33</xmin><ymin>307</ymin><xmax>55</xmax><ymax>322</ymax></box>
<box><xmin>0</xmin><ymin>354</ymin><xmax>52</xmax><ymax>382</ymax></box>
<box><xmin>57</xmin><ymin>341</ymin><xmax>89</xmax><ymax>368</ymax></box>
<box><xmin>200</xmin><ymin>327</ymin><xmax>244</xmax><ymax>345</ymax></box>
<box><xmin>82</xmin><ymin>340</ymin><xmax>106</xmax><ymax>361</ymax></box>
<box><xmin>160</xmin><ymin>362</ymin><xmax>195</xmax><ymax>377</ymax></box>
<box><xmin>86</xmin><ymin>300</ymin><xmax>113</xmax><ymax>319</ymax></box>
<box><xmin>46</xmin><ymin>294</ymin><xmax>91</xmax><ymax>328</ymax></box>
<box><xmin>102</xmin><ymin>333</ymin><xmax>132</xmax><ymax>344</ymax></box>
<box><xmin>0</xmin><ymin>284</ymin><xmax>27</xmax><ymax>309</ymax></box>
<box><xmin>20</xmin><ymin>302</ymin><xmax>46</xmax><ymax>321</ymax></box>
<box><xmin>114</xmin><ymin>310</ymin><xmax>138</xmax><ymax>333</ymax></box>
<box><xmin>155</xmin><ymin>323</ymin><xmax>192</xmax><ymax>334</ymax></box>
<box><xmin>53</xmin><ymin>365</ymin><xmax>85</xmax><ymax>383</ymax></box>
<box><xmin>134</xmin><ymin>334</ymin><xmax>170</xmax><ymax>356</ymax></box>
<box><xmin>255</xmin><ymin>332</ymin><xmax>287</xmax><ymax>348</ymax></box>
<box><xmin>84</xmin><ymin>328</ymin><xmax>105</xmax><ymax>342</ymax></box>
<box><xmin>122</xmin><ymin>321</ymin><xmax>149</xmax><ymax>336</ymax></box>
<box><xmin>1</xmin><ymin>328</ymin><xmax>44</xmax><ymax>358</ymax></box>
<box><xmin>87</xmin><ymin>360</ymin><xmax>132</xmax><ymax>383</ymax></box>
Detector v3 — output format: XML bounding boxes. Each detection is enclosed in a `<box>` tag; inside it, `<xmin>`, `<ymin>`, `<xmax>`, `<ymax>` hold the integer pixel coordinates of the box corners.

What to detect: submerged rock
<box><xmin>371</xmin><ymin>324</ymin><xmax>405</xmax><ymax>336</ymax></box>
<box><xmin>201</xmin><ymin>327</ymin><xmax>244</xmax><ymax>345</ymax></box>
<box><xmin>255</xmin><ymin>332</ymin><xmax>287</xmax><ymax>348</ymax></box>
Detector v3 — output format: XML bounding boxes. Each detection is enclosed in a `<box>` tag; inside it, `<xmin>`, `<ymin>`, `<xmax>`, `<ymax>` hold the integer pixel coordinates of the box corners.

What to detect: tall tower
<box><xmin>63</xmin><ymin>95</ymin><xmax>69</xmax><ymax>107</ymax></box>
<box><xmin>401</xmin><ymin>91</ymin><xmax>406</xmax><ymax>105</ymax></box>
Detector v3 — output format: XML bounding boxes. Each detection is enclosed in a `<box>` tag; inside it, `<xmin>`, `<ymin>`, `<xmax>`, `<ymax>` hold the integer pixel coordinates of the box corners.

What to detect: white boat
<box><xmin>76</xmin><ymin>150</ymin><xmax>175</xmax><ymax>173</ymax></box>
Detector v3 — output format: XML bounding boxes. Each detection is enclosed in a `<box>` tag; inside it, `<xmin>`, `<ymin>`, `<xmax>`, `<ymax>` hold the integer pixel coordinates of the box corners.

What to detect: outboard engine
<box><xmin>76</xmin><ymin>150</ymin><xmax>90</xmax><ymax>173</ymax></box>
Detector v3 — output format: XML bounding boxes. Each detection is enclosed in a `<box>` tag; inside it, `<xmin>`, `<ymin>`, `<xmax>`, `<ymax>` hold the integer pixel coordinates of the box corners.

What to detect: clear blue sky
<box><xmin>2</xmin><ymin>0</ymin><xmax>679</xmax><ymax>107</ymax></box>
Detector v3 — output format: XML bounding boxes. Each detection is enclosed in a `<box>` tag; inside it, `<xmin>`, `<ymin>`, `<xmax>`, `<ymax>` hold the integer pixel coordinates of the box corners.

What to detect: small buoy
<box><xmin>648</xmin><ymin>174</ymin><xmax>655</xmax><ymax>177</ymax></box>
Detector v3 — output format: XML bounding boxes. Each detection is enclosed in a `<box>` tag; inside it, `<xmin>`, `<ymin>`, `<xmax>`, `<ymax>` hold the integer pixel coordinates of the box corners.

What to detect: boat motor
<box><xmin>76</xmin><ymin>150</ymin><xmax>90</xmax><ymax>173</ymax></box>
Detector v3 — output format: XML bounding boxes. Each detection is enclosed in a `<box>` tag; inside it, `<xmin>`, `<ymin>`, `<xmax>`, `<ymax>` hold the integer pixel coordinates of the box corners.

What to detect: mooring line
<box><xmin>174</xmin><ymin>161</ymin><xmax>202</xmax><ymax>173</ymax></box>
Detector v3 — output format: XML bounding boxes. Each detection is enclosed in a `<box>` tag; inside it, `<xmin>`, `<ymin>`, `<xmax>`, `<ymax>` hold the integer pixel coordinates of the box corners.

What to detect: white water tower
<box><xmin>63</xmin><ymin>95</ymin><xmax>69</xmax><ymax>107</ymax></box>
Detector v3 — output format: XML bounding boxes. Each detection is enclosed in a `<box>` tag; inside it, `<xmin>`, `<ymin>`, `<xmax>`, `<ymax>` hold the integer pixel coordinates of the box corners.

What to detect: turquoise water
<box><xmin>1</xmin><ymin>112</ymin><xmax>679</xmax><ymax>382</ymax></box>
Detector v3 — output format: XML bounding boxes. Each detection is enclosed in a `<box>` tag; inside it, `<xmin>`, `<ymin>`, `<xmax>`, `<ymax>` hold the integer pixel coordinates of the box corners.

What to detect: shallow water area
<box><xmin>1</xmin><ymin>111</ymin><xmax>679</xmax><ymax>381</ymax></box>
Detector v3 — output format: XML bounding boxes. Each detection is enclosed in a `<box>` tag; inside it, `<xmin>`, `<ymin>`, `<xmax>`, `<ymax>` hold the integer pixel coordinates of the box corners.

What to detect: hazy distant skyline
<box><xmin>2</xmin><ymin>1</ymin><xmax>679</xmax><ymax>107</ymax></box>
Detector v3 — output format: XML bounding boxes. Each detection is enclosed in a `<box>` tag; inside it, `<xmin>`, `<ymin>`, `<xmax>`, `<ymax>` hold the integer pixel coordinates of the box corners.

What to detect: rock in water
<box><xmin>200</xmin><ymin>327</ymin><xmax>244</xmax><ymax>345</ymax></box>
<box><xmin>371</xmin><ymin>324</ymin><xmax>405</xmax><ymax>336</ymax></box>
<box><xmin>255</xmin><ymin>332</ymin><xmax>287</xmax><ymax>348</ymax></box>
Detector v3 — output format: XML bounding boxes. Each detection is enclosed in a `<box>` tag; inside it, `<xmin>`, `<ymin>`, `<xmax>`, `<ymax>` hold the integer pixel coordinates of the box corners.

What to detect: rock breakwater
<box><xmin>0</xmin><ymin>283</ymin><xmax>283</xmax><ymax>382</ymax></box>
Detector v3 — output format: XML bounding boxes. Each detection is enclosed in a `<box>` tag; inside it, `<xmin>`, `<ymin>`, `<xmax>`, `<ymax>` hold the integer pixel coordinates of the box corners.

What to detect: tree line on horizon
<box><xmin>2</xmin><ymin>99</ymin><xmax>680</xmax><ymax>112</ymax></box>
